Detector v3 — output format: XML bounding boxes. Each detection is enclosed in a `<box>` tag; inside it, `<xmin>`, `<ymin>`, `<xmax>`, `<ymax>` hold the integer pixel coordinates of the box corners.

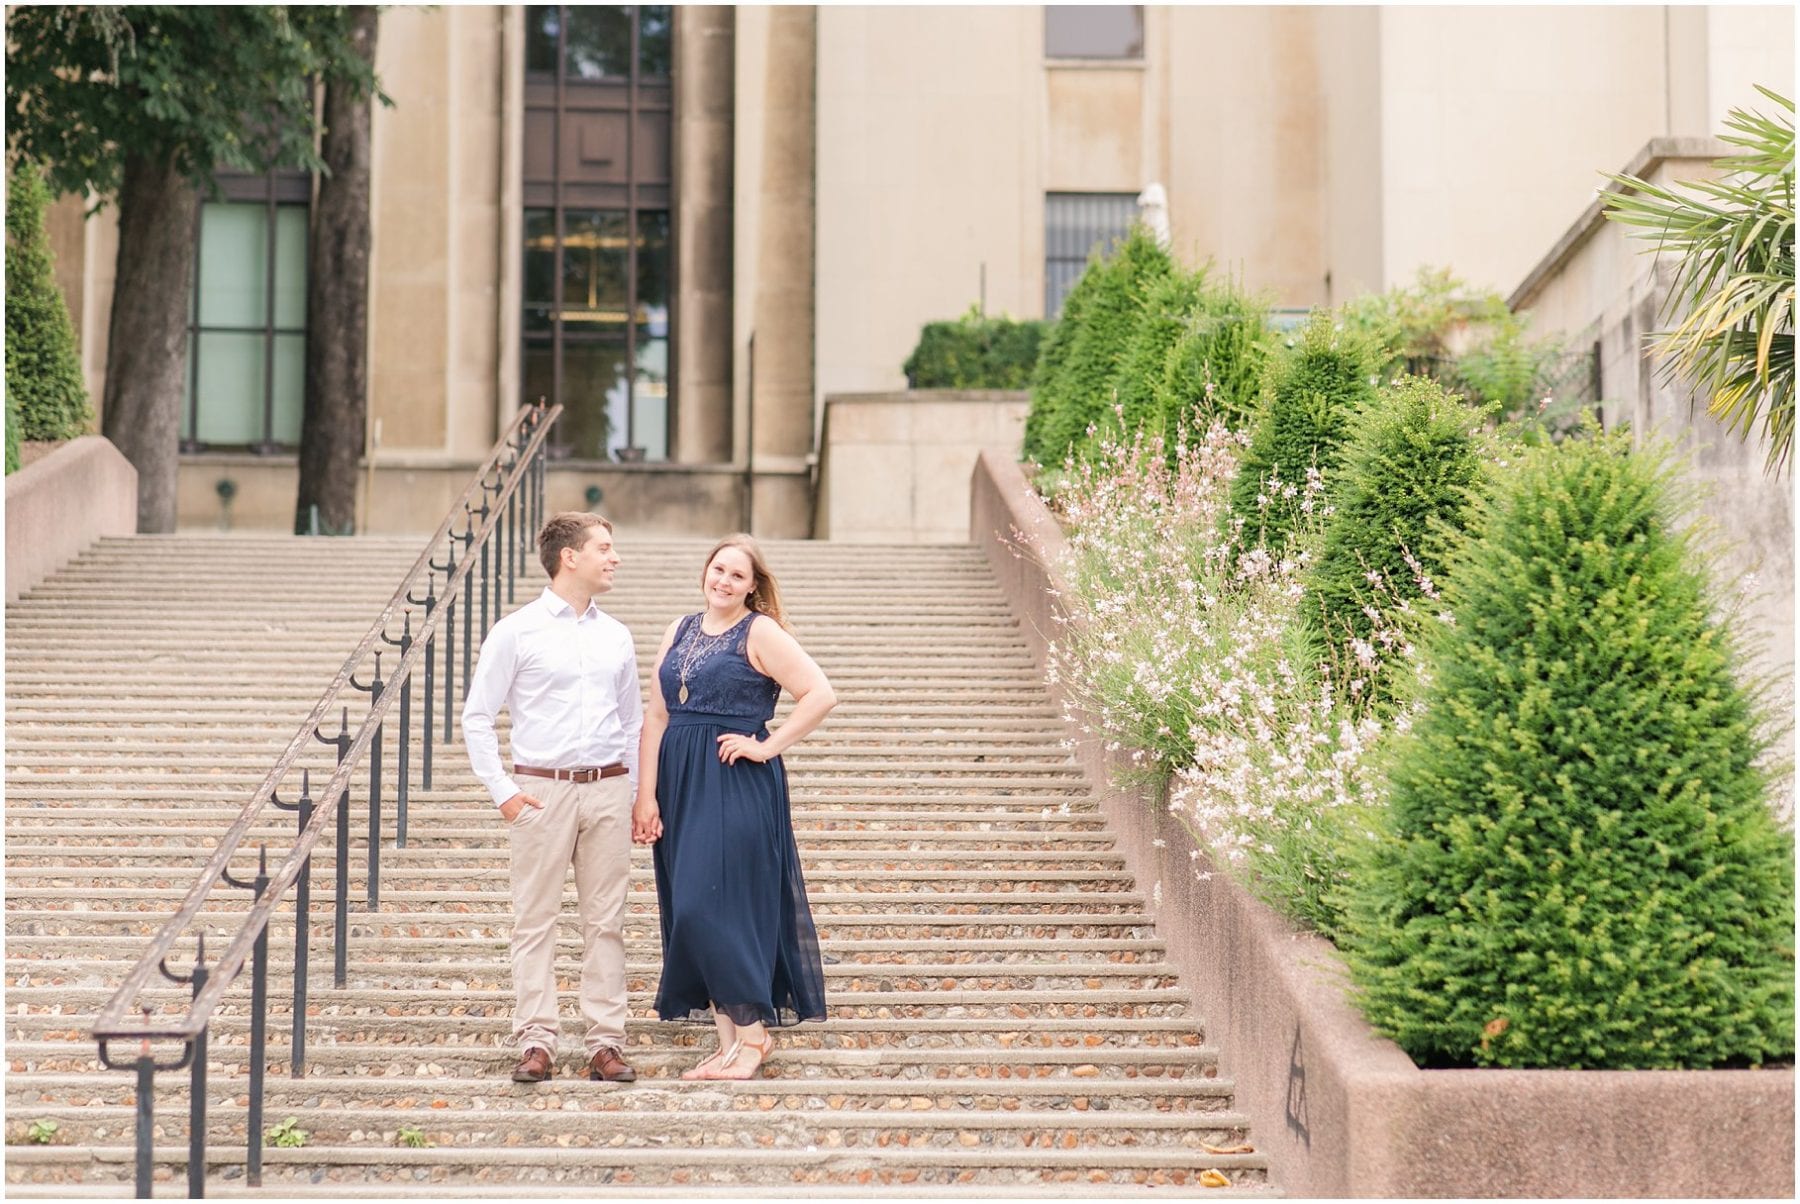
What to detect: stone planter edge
<box><xmin>7</xmin><ymin>435</ymin><xmax>137</xmax><ymax>603</ymax></box>
<box><xmin>969</xmin><ymin>449</ymin><xmax>1794</xmax><ymax>1198</ymax></box>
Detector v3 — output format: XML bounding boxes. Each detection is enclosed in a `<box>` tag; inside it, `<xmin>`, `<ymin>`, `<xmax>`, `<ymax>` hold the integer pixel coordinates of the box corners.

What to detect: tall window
<box><xmin>1045</xmin><ymin>6</ymin><xmax>1144</xmax><ymax>60</ymax></box>
<box><xmin>523</xmin><ymin>5</ymin><xmax>674</xmax><ymax>462</ymax></box>
<box><xmin>1045</xmin><ymin>192</ymin><xmax>1138</xmax><ymax>317</ymax></box>
<box><xmin>184</xmin><ymin>173</ymin><xmax>309</xmax><ymax>451</ymax></box>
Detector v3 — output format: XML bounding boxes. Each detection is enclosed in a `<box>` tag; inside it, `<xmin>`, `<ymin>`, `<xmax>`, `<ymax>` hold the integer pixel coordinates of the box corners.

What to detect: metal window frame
<box><xmin>523</xmin><ymin>4</ymin><xmax>675</xmax><ymax>463</ymax></box>
<box><xmin>184</xmin><ymin>171</ymin><xmax>310</xmax><ymax>454</ymax></box>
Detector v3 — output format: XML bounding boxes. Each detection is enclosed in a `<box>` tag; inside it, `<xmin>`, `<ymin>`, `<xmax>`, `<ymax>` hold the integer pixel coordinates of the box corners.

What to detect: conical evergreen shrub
<box><xmin>1103</xmin><ymin>266</ymin><xmax>1206</xmax><ymax>445</ymax></box>
<box><xmin>1153</xmin><ymin>283</ymin><xmax>1274</xmax><ymax>440</ymax></box>
<box><xmin>5</xmin><ymin>161</ymin><xmax>90</xmax><ymax>443</ymax></box>
<box><xmin>6</xmin><ymin>383</ymin><xmax>21</xmax><ymax>475</ymax></box>
<box><xmin>1024</xmin><ymin>252</ymin><xmax>1101</xmax><ymax>464</ymax></box>
<box><xmin>1030</xmin><ymin>225</ymin><xmax>1174</xmax><ymax>465</ymax></box>
<box><xmin>1340</xmin><ymin>436</ymin><xmax>1796</xmax><ymax>1069</ymax></box>
<box><xmin>1305</xmin><ymin>374</ymin><xmax>1484</xmax><ymax>706</ymax></box>
<box><xmin>1229</xmin><ymin>313</ymin><xmax>1379</xmax><ymax>548</ymax></box>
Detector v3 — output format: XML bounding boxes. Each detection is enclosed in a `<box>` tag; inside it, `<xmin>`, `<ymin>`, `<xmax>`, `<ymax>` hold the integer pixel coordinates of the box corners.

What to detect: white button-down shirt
<box><xmin>461</xmin><ymin>588</ymin><xmax>643</xmax><ymax>807</ymax></box>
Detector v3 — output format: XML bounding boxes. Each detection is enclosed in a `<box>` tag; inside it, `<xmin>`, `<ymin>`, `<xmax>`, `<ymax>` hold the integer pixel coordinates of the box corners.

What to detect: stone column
<box><xmin>674</xmin><ymin>6</ymin><xmax>736</xmax><ymax>464</ymax></box>
<box><xmin>747</xmin><ymin>5</ymin><xmax>816</xmax><ymax>537</ymax></box>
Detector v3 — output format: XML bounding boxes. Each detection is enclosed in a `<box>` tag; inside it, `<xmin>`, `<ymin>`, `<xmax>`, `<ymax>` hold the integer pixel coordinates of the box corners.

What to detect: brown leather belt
<box><xmin>513</xmin><ymin>763</ymin><xmax>627</xmax><ymax>784</ymax></box>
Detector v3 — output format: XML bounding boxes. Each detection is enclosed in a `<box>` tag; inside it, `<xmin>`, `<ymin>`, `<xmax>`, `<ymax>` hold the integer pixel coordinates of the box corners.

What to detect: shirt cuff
<box><xmin>487</xmin><ymin>776</ymin><xmax>522</xmax><ymax>807</ymax></box>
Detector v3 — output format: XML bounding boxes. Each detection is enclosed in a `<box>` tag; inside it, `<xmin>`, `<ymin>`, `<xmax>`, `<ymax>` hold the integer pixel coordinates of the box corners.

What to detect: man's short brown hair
<box><xmin>537</xmin><ymin>511</ymin><xmax>613</xmax><ymax>578</ymax></box>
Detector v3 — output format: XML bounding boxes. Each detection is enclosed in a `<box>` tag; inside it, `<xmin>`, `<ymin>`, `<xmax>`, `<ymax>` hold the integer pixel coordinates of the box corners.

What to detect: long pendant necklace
<box><xmin>676</xmin><ymin>613</ymin><xmax>742</xmax><ymax>704</ymax></box>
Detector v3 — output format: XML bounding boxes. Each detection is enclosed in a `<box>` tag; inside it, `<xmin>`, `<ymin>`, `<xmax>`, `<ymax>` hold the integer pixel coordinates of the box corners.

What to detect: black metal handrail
<box><xmin>90</xmin><ymin>401</ymin><xmax>563</xmax><ymax>1197</ymax></box>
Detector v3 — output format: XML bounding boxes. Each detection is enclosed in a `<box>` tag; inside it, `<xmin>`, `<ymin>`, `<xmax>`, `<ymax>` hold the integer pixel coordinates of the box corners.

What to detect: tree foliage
<box><xmin>6</xmin><ymin>5</ymin><xmax>385</xmax><ymax>531</ymax></box>
<box><xmin>1603</xmin><ymin>86</ymin><xmax>1795</xmax><ymax>475</ymax></box>
<box><xmin>5</xmin><ymin>160</ymin><xmax>91</xmax><ymax>445</ymax></box>
<box><xmin>1305</xmin><ymin>375</ymin><xmax>1484</xmax><ymax>707</ymax></box>
<box><xmin>6</xmin><ymin>7</ymin><xmax>379</xmax><ymax>204</ymax></box>
<box><xmin>1229</xmin><ymin>313</ymin><xmax>1380</xmax><ymax>548</ymax></box>
<box><xmin>1340</xmin><ymin>436</ymin><xmax>1795</xmax><ymax>1068</ymax></box>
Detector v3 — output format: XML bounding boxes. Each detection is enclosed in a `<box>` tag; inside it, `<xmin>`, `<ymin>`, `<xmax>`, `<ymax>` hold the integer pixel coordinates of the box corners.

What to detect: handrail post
<box><xmin>460</xmin><ymin>506</ymin><xmax>475</xmax><ymax>705</ymax></box>
<box><xmin>133</xmin><ymin>1015</ymin><xmax>157</xmax><ymax>1200</ymax></box>
<box><xmin>223</xmin><ymin>851</ymin><xmax>271</xmax><ymax>1188</ymax></box>
<box><xmin>476</xmin><ymin>491</ymin><xmax>492</xmax><ymax>638</ymax></box>
<box><xmin>384</xmin><ymin>614</ymin><xmax>413</xmax><ymax>849</ymax></box>
<box><xmin>315</xmin><ymin>708</ymin><xmax>352</xmax><ymax>988</ymax></box>
<box><xmin>271</xmin><ymin>770</ymin><xmax>314</xmax><ymax>1077</ymax></box>
<box><xmin>418</xmin><ymin>583</ymin><xmax>436</xmax><ymax>790</ymax></box>
<box><xmin>184</xmin><ymin>938</ymin><xmax>210</xmax><ymax>1199</ymax></box>
<box><xmin>350</xmin><ymin>653</ymin><xmax>386</xmax><ymax>912</ymax></box>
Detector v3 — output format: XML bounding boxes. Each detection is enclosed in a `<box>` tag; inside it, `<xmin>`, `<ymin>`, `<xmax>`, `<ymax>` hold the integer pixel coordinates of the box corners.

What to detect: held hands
<box><xmin>631</xmin><ymin>795</ymin><xmax>664</xmax><ymax>845</ymax></box>
<box><xmin>498</xmin><ymin>792</ymin><xmax>544</xmax><ymax>822</ymax></box>
<box><xmin>717</xmin><ymin>733</ymin><xmax>773</xmax><ymax>766</ymax></box>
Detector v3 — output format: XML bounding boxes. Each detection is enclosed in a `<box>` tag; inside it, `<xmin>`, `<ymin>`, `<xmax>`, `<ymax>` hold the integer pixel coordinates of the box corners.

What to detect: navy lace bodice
<box><xmin>658</xmin><ymin>611</ymin><xmax>781</xmax><ymax>722</ymax></box>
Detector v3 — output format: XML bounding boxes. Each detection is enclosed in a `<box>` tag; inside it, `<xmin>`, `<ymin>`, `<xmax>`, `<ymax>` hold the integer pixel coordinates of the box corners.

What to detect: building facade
<box><xmin>47</xmin><ymin>4</ymin><xmax>1794</xmax><ymax>536</ymax></box>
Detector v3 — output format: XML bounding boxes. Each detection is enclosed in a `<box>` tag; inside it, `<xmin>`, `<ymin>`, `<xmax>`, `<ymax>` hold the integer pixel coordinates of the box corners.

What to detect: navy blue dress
<box><xmin>651</xmin><ymin>612</ymin><xmax>827</xmax><ymax>1027</ymax></box>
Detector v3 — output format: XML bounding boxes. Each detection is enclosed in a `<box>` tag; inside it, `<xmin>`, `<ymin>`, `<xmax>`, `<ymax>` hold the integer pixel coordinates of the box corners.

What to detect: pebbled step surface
<box><xmin>5</xmin><ymin>535</ymin><xmax>1272</xmax><ymax>1196</ymax></box>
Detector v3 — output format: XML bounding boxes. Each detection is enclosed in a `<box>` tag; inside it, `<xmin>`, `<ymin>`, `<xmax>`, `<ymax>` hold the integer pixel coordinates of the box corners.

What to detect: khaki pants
<box><xmin>504</xmin><ymin>775</ymin><xmax>632</xmax><ymax>1056</ymax></box>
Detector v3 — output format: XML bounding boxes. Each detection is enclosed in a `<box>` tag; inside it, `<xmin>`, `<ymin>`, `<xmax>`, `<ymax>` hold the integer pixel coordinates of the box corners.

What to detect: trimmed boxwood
<box><xmin>1305</xmin><ymin>374</ymin><xmax>1485</xmax><ymax>706</ymax></box>
<box><xmin>5</xmin><ymin>161</ymin><xmax>90</xmax><ymax>445</ymax></box>
<box><xmin>903</xmin><ymin>306</ymin><xmax>1048</xmax><ymax>390</ymax></box>
<box><xmin>1025</xmin><ymin>225</ymin><xmax>1174</xmax><ymax>466</ymax></box>
<box><xmin>1229</xmin><ymin>313</ymin><xmax>1380</xmax><ymax>549</ymax></box>
<box><xmin>1340</xmin><ymin>436</ymin><xmax>1796</xmax><ymax>1069</ymax></box>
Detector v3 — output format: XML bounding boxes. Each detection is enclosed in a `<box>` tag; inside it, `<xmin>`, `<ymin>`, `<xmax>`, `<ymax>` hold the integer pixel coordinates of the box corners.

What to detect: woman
<box><xmin>631</xmin><ymin>534</ymin><xmax>835</xmax><ymax>1080</ymax></box>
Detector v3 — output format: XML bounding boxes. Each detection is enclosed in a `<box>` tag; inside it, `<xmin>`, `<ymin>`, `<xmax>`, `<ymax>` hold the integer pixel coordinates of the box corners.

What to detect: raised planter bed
<box><xmin>970</xmin><ymin>448</ymin><xmax>1794</xmax><ymax>1198</ymax></box>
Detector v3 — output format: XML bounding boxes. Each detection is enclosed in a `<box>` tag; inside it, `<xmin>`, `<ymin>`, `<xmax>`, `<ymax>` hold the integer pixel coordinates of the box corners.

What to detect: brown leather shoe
<box><xmin>511</xmin><ymin>1046</ymin><xmax>553</xmax><ymax>1082</ymax></box>
<box><xmin>588</xmin><ymin>1045</ymin><xmax>637</xmax><ymax>1082</ymax></box>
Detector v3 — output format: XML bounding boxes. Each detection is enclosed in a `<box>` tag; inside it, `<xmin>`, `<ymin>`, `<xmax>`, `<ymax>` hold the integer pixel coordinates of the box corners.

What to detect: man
<box><xmin>462</xmin><ymin>512</ymin><xmax>643</xmax><ymax>1083</ymax></box>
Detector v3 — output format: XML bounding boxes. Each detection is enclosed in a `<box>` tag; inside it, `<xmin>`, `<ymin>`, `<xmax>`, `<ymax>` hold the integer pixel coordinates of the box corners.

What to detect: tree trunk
<box><xmin>101</xmin><ymin>154</ymin><xmax>198</xmax><ymax>533</ymax></box>
<box><xmin>296</xmin><ymin>6</ymin><xmax>380</xmax><ymax>536</ymax></box>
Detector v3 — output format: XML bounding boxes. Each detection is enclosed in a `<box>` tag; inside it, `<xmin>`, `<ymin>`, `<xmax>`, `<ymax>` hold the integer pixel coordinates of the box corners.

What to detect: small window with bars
<box><xmin>1044</xmin><ymin>192</ymin><xmax>1139</xmax><ymax>318</ymax></box>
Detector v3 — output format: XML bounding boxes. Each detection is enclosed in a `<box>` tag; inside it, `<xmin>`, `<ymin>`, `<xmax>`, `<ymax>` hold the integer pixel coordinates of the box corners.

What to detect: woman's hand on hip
<box><xmin>716</xmin><ymin>733</ymin><xmax>772</xmax><ymax>765</ymax></box>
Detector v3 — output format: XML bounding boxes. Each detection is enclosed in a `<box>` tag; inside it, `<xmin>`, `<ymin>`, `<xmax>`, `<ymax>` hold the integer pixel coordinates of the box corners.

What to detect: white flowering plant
<box><xmin>1039</xmin><ymin>419</ymin><xmax>1412</xmax><ymax>935</ymax></box>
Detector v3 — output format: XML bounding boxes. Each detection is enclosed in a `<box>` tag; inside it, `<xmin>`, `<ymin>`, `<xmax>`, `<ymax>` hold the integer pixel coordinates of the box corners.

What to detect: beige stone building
<box><xmin>47</xmin><ymin>4</ymin><xmax>1793</xmax><ymax>540</ymax></box>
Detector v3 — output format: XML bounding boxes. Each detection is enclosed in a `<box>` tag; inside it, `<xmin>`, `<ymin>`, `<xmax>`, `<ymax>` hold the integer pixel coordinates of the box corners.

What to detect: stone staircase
<box><xmin>5</xmin><ymin>534</ymin><xmax>1276</xmax><ymax>1196</ymax></box>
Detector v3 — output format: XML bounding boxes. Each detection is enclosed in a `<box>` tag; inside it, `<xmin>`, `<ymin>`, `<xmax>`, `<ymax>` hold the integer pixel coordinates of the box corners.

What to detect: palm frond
<box><xmin>1600</xmin><ymin>88</ymin><xmax>1795</xmax><ymax>475</ymax></box>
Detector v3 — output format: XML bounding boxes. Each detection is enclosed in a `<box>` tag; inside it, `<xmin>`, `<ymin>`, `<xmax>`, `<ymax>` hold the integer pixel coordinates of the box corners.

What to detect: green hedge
<box><xmin>1340</xmin><ymin>436</ymin><xmax>1795</xmax><ymax>1069</ymax></box>
<box><xmin>1025</xmin><ymin>225</ymin><xmax>1174</xmax><ymax>466</ymax></box>
<box><xmin>1229</xmin><ymin>313</ymin><xmax>1380</xmax><ymax>549</ymax></box>
<box><xmin>1305</xmin><ymin>374</ymin><xmax>1484</xmax><ymax>707</ymax></box>
<box><xmin>5</xmin><ymin>161</ymin><xmax>90</xmax><ymax>446</ymax></box>
<box><xmin>903</xmin><ymin>306</ymin><xmax>1048</xmax><ymax>390</ymax></box>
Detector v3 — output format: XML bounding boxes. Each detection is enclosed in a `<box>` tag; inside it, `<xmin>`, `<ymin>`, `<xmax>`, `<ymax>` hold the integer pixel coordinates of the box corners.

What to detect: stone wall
<box><xmin>6</xmin><ymin>437</ymin><xmax>137</xmax><ymax>601</ymax></box>
<box><xmin>816</xmin><ymin>391</ymin><xmax>1027</xmax><ymax>542</ymax></box>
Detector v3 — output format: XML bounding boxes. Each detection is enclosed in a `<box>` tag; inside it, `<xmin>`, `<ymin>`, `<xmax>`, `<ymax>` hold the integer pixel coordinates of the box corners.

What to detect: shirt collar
<box><xmin>539</xmin><ymin>587</ymin><xmax>601</xmax><ymax>622</ymax></box>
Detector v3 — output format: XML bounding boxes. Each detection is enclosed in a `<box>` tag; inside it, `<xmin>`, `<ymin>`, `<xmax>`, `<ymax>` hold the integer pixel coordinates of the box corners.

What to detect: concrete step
<box><xmin>3</xmin><ymin>1143</ymin><xmax>1271</xmax><ymax>1192</ymax></box>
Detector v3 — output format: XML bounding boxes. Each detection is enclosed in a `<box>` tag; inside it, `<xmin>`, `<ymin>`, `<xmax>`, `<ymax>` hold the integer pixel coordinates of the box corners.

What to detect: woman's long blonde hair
<box><xmin>702</xmin><ymin>534</ymin><xmax>790</xmax><ymax>630</ymax></box>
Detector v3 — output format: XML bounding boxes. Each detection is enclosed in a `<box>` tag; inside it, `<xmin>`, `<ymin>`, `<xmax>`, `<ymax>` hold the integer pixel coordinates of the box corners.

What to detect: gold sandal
<box><xmin>680</xmin><ymin>1042</ymin><xmax>736</xmax><ymax>1081</ymax></box>
<box><xmin>711</xmin><ymin>1031</ymin><xmax>774</xmax><ymax>1081</ymax></box>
